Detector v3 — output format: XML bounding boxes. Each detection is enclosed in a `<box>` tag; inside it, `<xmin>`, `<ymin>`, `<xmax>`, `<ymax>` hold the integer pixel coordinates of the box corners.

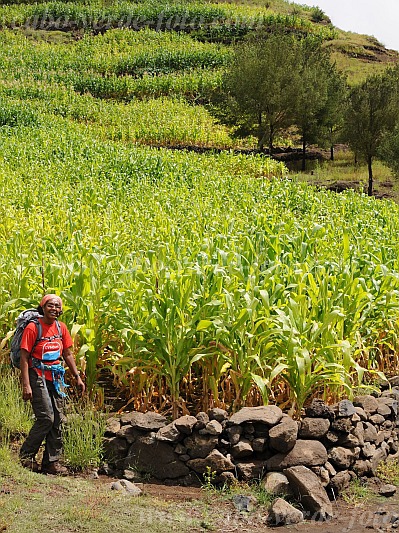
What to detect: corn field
<box><xmin>0</xmin><ymin>0</ymin><xmax>397</xmax><ymax>418</ymax></box>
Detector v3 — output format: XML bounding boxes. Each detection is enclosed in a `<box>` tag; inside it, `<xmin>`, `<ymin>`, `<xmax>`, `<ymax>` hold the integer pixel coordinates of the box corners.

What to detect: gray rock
<box><xmin>208</xmin><ymin>408</ymin><xmax>228</xmax><ymax>423</ymax></box>
<box><xmin>263</xmin><ymin>472</ymin><xmax>292</xmax><ymax>496</ymax></box>
<box><xmin>331</xmin><ymin>418</ymin><xmax>352</xmax><ymax>434</ymax></box>
<box><xmin>355</xmin><ymin>406</ymin><xmax>368</xmax><ymax>421</ymax></box>
<box><xmin>362</xmin><ymin>442</ymin><xmax>377</xmax><ymax>458</ymax></box>
<box><xmin>269</xmin><ymin>417</ymin><xmax>298</xmax><ymax>453</ymax></box>
<box><xmin>187</xmin><ymin>449</ymin><xmax>235</xmax><ymax>474</ymax></box>
<box><xmin>215</xmin><ymin>471</ymin><xmax>236</xmax><ymax>486</ymax></box>
<box><xmin>111</xmin><ymin>479</ymin><xmax>142</xmax><ymax>496</ymax></box>
<box><xmin>325</xmin><ymin>431</ymin><xmax>339</xmax><ymax>444</ymax></box>
<box><xmin>337</xmin><ymin>400</ymin><xmax>356</xmax><ymax>417</ymax></box>
<box><xmin>328</xmin><ymin>447</ymin><xmax>357</xmax><ymax>470</ymax></box>
<box><xmin>105</xmin><ymin>416</ymin><xmax>121</xmax><ymax>435</ymax></box>
<box><xmin>252</xmin><ymin>437</ymin><xmax>267</xmax><ymax>452</ymax></box>
<box><xmin>352</xmin><ymin>422</ymin><xmax>365</xmax><ymax>446</ymax></box>
<box><xmin>229</xmin><ymin>406</ymin><xmax>283</xmax><ymax>426</ymax></box>
<box><xmin>204</xmin><ymin>420</ymin><xmax>223</xmax><ymax>435</ymax></box>
<box><xmin>226</xmin><ymin>425</ymin><xmax>242</xmax><ymax>445</ymax></box>
<box><xmin>268</xmin><ymin>498</ymin><xmax>304</xmax><ymax>526</ymax></box>
<box><xmin>284</xmin><ymin>465</ymin><xmax>333</xmax><ymax>520</ymax></box>
<box><xmin>379</xmin><ymin>484</ymin><xmax>397</xmax><ymax>497</ymax></box>
<box><xmin>329</xmin><ymin>470</ymin><xmax>351</xmax><ymax>494</ymax></box>
<box><xmin>352</xmin><ymin>460</ymin><xmax>372</xmax><ymax>477</ymax></box>
<box><xmin>125</xmin><ymin>435</ymin><xmax>189</xmax><ymax>480</ymax></box>
<box><xmin>235</xmin><ymin>460</ymin><xmax>265</xmax><ymax>481</ymax></box>
<box><xmin>299</xmin><ymin>418</ymin><xmax>330</xmax><ymax>439</ymax></box>
<box><xmin>363</xmin><ymin>422</ymin><xmax>378</xmax><ymax>442</ymax></box>
<box><xmin>195</xmin><ymin>412</ymin><xmax>209</xmax><ymax>429</ymax></box>
<box><xmin>156</xmin><ymin>422</ymin><xmax>181</xmax><ymax>443</ymax></box>
<box><xmin>184</xmin><ymin>433</ymin><xmax>219</xmax><ymax>459</ymax></box>
<box><xmin>266</xmin><ymin>440</ymin><xmax>328</xmax><ymax>471</ymax></box>
<box><xmin>116</xmin><ymin>425</ymin><xmax>141</xmax><ymax>444</ymax></box>
<box><xmin>353</xmin><ymin>395</ymin><xmax>379</xmax><ymax>415</ymax></box>
<box><xmin>369</xmin><ymin>414</ymin><xmax>385</xmax><ymax>425</ymax></box>
<box><xmin>232</xmin><ymin>494</ymin><xmax>256</xmax><ymax>512</ymax></box>
<box><xmin>120</xmin><ymin>411</ymin><xmax>168</xmax><ymax>431</ymax></box>
<box><xmin>305</xmin><ymin>399</ymin><xmax>334</xmax><ymax>420</ymax></box>
<box><xmin>377</xmin><ymin>397</ymin><xmax>398</xmax><ymax>417</ymax></box>
<box><xmin>174</xmin><ymin>415</ymin><xmax>197</xmax><ymax>435</ymax></box>
<box><xmin>231</xmin><ymin>439</ymin><xmax>253</xmax><ymax>459</ymax></box>
<box><xmin>310</xmin><ymin>466</ymin><xmax>330</xmax><ymax>487</ymax></box>
<box><xmin>370</xmin><ymin>447</ymin><xmax>388</xmax><ymax>475</ymax></box>
<box><xmin>324</xmin><ymin>461</ymin><xmax>337</xmax><ymax>478</ymax></box>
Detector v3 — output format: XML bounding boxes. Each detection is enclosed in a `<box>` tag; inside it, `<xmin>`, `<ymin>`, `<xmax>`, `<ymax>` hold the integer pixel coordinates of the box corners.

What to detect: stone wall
<box><xmin>103</xmin><ymin>389</ymin><xmax>399</xmax><ymax>514</ymax></box>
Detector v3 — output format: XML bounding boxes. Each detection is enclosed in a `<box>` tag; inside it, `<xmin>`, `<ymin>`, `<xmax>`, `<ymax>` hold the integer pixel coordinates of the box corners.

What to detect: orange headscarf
<box><xmin>40</xmin><ymin>294</ymin><xmax>63</xmax><ymax>309</ymax></box>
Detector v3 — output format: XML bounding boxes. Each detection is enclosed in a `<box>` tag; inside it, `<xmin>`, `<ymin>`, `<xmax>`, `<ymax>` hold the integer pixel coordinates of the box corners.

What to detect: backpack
<box><xmin>10</xmin><ymin>309</ymin><xmax>62</xmax><ymax>369</ymax></box>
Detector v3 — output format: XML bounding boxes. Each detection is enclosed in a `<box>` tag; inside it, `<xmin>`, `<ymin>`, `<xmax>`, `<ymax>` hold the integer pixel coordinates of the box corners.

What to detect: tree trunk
<box><xmin>367</xmin><ymin>155</ymin><xmax>373</xmax><ymax>196</ymax></box>
<box><xmin>302</xmin><ymin>137</ymin><xmax>306</xmax><ymax>171</ymax></box>
<box><xmin>330</xmin><ymin>144</ymin><xmax>334</xmax><ymax>161</ymax></box>
<box><xmin>269</xmin><ymin>125</ymin><xmax>274</xmax><ymax>156</ymax></box>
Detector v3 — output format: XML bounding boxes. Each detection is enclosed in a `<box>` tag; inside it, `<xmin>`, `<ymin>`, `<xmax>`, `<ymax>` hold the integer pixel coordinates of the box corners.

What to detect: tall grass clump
<box><xmin>62</xmin><ymin>401</ymin><xmax>106</xmax><ymax>471</ymax></box>
<box><xmin>0</xmin><ymin>363</ymin><xmax>32</xmax><ymax>443</ymax></box>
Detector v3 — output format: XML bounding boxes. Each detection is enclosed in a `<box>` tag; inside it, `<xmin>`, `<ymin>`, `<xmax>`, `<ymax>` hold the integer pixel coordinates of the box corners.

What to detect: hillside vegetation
<box><xmin>1</xmin><ymin>0</ymin><xmax>399</xmax><ymax>416</ymax></box>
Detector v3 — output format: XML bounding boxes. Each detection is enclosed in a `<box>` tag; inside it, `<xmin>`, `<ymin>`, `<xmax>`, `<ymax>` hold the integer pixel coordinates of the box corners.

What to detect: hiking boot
<box><xmin>41</xmin><ymin>462</ymin><xmax>68</xmax><ymax>476</ymax></box>
<box><xmin>20</xmin><ymin>457</ymin><xmax>40</xmax><ymax>473</ymax></box>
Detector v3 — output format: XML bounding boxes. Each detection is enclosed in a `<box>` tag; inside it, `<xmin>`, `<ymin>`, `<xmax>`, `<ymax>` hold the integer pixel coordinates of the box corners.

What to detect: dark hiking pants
<box><xmin>20</xmin><ymin>368</ymin><xmax>65</xmax><ymax>466</ymax></box>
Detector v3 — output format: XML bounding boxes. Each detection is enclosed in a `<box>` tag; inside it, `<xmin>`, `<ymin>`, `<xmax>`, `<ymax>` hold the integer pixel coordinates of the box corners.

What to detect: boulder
<box><xmin>363</xmin><ymin>422</ymin><xmax>378</xmax><ymax>443</ymax></box>
<box><xmin>120</xmin><ymin>411</ymin><xmax>168</xmax><ymax>431</ymax></box>
<box><xmin>184</xmin><ymin>433</ymin><xmax>219</xmax><ymax>459</ymax></box>
<box><xmin>195</xmin><ymin>412</ymin><xmax>209</xmax><ymax>429</ymax></box>
<box><xmin>226</xmin><ymin>425</ymin><xmax>242</xmax><ymax>445</ymax></box>
<box><xmin>156</xmin><ymin>422</ymin><xmax>181</xmax><ymax>443</ymax></box>
<box><xmin>299</xmin><ymin>418</ymin><xmax>330</xmax><ymax>439</ymax></box>
<box><xmin>337</xmin><ymin>400</ymin><xmax>356</xmax><ymax>418</ymax></box>
<box><xmin>174</xmin><ymin>415</ymin><xmax>198</xmax><ymax>435</ymax></box>
<box><xmin>208</xmin><ymin>408</ymin><xmax>228</xmax><ymax>423</ymax></box>
<box><xmin>111</xmin><ymin>479</ymin><xmax>142</xmax><ymax>496</ymax></box>
<box><xmin>284</xmin><ymin>465</ymin><xmax>333</xmax><ymax>520</ymax></box>
<box><xmin>105</xmin><ymin>416</ymin><xmax>121</xmax><ymax>435</ymax></box>
<box><xmin>268</xmin><ymin>498</ymin><xmax>303</xmax><ymax>526</ymax></box>
<box><xmin>353</xmin><ymin>395</ymin><xmax>379</xmax><ymax>415</ymax></box>
<box><xmin>266</xmin><ymin>440</ymin><xmax>328</xmax><ymax>471</ymax></box>
<box><xmin>203</xmin><ymin>420</ymin><xmax>223</xmax><ymax>435</ymax></box>
<box><xmin>228</xmin><ymin>406</ymin><xmax>283</xmax><ymax>426</ymax></box>
<box><xmin>329</xmin><ymin>470</ymin><xmax>351</xmax><ymax>494</ymax></box>
<box><xmin>125</xmin><ymin>435</ymin><xmax>189</xmax><ymax>480</ymax></box>
<box><xmin>232</xmin><ymin>495</ymin><xmax>257</xmax><ymax>512</ymax></box>
<box><xmin>186</xmin><ymin>449</ymin><xmax>235</xmax><ymax>474</ymax></box>
<box><xmin>328</xmin><ymin>447</ymin><xmax>357</xmax><ymax>470</ymax></box>
<box><xmin>235</xmin><ymin>460</ymin><xmax>266</xmax><ymax>481</ymax></box>
<box><xmin>269</xmin><ymin>417</ymin><xmax>298</xmax><ymax>453</ymax></box>
<box><xmin>263</xmin><ymin>472</ymin><xmax>292</xmax><ymax>496</ymax></box>
<box><xmin>116</xmin><ymin>425</ymin><xmax>142</xmax><ymax>444</ymax></box>
<box><xmin>231</xmin><ymin>439</ymin><xmax>253</xmax><ymax>459</ymax></box>
<box><xmin>305</xmin><ymin>399</ymin><xmax>334</xmax><ymax>420</ymax></box>
<box><xmin>370</xmin><ymin>447</ymin><xmax>388</xmax><ymax>475</ymax></box>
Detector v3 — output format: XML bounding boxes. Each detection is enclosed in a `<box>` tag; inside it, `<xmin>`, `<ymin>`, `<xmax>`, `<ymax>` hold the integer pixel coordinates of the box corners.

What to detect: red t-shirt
<box><xmin>20</xmin><ymin>319</ymin><xmax>73</xmax><ymax>381</ymax></box>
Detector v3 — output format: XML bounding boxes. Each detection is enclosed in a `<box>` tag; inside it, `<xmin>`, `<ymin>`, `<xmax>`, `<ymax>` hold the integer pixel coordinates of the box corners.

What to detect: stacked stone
<box><xmin>103</xmin><ymin>390</ymin><xmax>399</xmax><ymax>518</ymax></box>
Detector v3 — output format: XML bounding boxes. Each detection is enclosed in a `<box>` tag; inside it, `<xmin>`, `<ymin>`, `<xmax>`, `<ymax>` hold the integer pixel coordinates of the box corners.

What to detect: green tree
<box><xmin>292</xmin><ymin>37</ymin><xmax>341</xmax><ymax>170</ymax></box>
<box><xmin>343</xmin><ymin>69</ymin><xmax>399</xmax><ymax>196</ymax></box>
<box><xmin>217</xmin><ymin>32</ymin><xmax>301</xmax><ymax>153</ymax></box>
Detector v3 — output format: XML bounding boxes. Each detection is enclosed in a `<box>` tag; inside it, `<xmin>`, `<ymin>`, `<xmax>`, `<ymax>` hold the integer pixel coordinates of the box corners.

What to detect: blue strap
<box><xmin>33</xmin><ymin>360</ymin><xmax>69</xmax><ymax>398</ymax></box>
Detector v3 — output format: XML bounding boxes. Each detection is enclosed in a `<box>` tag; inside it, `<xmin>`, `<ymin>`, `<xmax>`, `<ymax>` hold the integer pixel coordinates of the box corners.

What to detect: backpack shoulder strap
<box><xmin>55</xmin><ymin>320</ymin><xmax>62</xmax><ymax>339</ymax></box>
<box><xmin>29</xmin><ymin>319</ymin><xmax>42</xmax><ymax>357</ymax></box>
